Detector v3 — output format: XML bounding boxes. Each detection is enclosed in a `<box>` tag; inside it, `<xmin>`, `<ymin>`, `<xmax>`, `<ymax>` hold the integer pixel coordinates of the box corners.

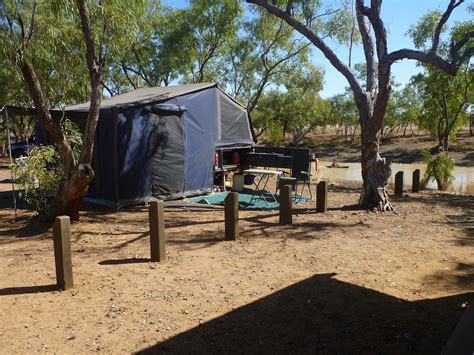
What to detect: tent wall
<box><xmin>217</xmin><ymin>91</ymin><xmax>254</xmax><ymax>147</ymax></box>
<box><xmin>166</xmin><ymin>89</ymin><xmax>218</xmax><ymax>196</ymax></box>
<box><xmin>86</xmin><ymin>108</ymin><xmax>117</xmax><ymax>207</ymax></box>
<box><xmin>116</xmin><ymin>108</ymin><xmax>153</xmax><ymax>206</ymax></box>
<box><xmin>148</xmin><ymin>107</ymin><xmax>186</xmax><ymax>200</ymax></box>
<box><xmin>110</xmin><ymin>105</ymin><xmax>187</xmax><ymax>208</ymax></box>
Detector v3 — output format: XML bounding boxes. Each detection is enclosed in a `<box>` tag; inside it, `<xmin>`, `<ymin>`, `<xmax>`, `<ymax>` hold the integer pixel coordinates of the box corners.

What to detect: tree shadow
<box><xmin>457</xmin><ymin>151</ymin><xmax>474</xmax><ymax>167</ymax></box>
<box><xmin>0</xmin><ymin>215</ymin><xmax>51</xmax><ymax>243</ymax></box>
<box><xmin>382</xmin><ymin>147</ymin><xmax>425</xmax><ymax>164</ymax></box>
<box><xmin>404</xmin><ymin>192</ymin><xmax>473</xmax><ymax>246</ymax></box>
<box><xmin>401</xmin><ymin>192</ymin><xmax>473</xmax><ymax>291</ymax></box>
<box><xmin>423</xmin><ymin>262</ymin><xmax>474</xmax><ymax>290</ymax></box>
<box><xmin>137</xmin><ymin>273</ymin><xmax>472</xmax><ymax>354</ymax></box>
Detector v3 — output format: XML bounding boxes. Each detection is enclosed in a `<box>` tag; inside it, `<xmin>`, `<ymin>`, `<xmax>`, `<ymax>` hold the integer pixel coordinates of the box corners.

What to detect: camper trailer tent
<box><xmin>56</xmin><ymin>83</ymin><xmax>254</xmax><ymax>208</ymax></box>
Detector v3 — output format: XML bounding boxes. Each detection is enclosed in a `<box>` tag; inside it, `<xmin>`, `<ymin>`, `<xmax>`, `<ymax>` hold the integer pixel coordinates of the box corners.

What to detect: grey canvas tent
<box><xmin>39</xmin><ymin>83</ymin><xmax>254</xmax><ymax>208</ymax></box>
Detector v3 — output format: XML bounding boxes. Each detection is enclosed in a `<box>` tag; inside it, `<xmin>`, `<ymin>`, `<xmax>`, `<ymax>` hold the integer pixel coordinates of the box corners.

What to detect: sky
<box><xmin>162</xmin><ymin>0</ymin><xmax>472</xmax><ymax>98</ymax></box>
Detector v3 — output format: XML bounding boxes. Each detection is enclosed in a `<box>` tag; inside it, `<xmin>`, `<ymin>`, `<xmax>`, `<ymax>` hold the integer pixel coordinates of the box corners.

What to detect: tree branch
<box><xmin>18</xmin><ymin>59</ymin><xmax>75</xmax><ymax>175</ymax></box>
<box><xmin>355</xmin><ymin>0</ymin><xmax>375</xmax><ymax>94</ymax></box>
<box><xmin>75</xmin><ymin>0</ymin><xmax>103</xmax><ymax>165</ymax></box>
<box><xmin>385</xmin><ymin>49</ymin><xmax>457</xmax><ymax>74</ymax></box>
<box><xmin>431</xmin><ymin>0</ymin><xmax>464</xmax><ymax>54</ymax></box>
<box><xmin>25</xmin><ymin>1</ymin><xmax>36</xmax><ymax>47</ymax></box>
<box><xmin>246</xmin><ymin>0</ymin><xmax>364</xmax><ymax>102</ymax></box>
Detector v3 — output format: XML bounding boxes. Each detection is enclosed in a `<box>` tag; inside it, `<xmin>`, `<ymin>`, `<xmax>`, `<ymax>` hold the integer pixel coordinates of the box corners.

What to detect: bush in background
<box><xmin>421</xmin><ymin>148</ymin><xmax>455</xmax><ymax>191</ymax></box>
<box><xmin>10</xmin><ymin>119</ymin><xmax>82</xmax><ymax>213</ymax></box>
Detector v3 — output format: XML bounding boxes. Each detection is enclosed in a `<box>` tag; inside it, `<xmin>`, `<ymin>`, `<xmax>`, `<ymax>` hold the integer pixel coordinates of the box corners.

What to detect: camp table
<box><xmin>243</xmin><ymin>168</ymin><xmax>283</xmax><ymax>206</ymax></box>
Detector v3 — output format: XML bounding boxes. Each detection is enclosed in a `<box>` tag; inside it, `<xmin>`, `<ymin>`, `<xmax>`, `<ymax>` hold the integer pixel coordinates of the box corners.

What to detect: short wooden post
<box><xmin>53</xmin><ymin>216</ymin><xmax>73</xmax><ymax>290</ymax></box>
<box><xmin>316</xmin><ymin>181</ymin><xmax>328</xmax><ymax>213</ymax></box>
<box><xmin>412</xmin><ymin>169</ymin><xmax>420</xmax><ymax>193</ymax></box>
<box><xmin>149</xmin><ymin>200</ymin><xmax>166</xmax><ymax>262</ymax></box>
<box><xmin>395</xmin><ymin>171</ymin><xmax>404</xmax><ymax>197</ymax></box>
<box><xmin>279</xmin><ymin>185</ymin><xmax>292</xmax><ymax>225</ymax></box>
<box><xmin>225</xmin><ymin>192</ymin><xmax>239</xmax><ymax>241</ymax></box>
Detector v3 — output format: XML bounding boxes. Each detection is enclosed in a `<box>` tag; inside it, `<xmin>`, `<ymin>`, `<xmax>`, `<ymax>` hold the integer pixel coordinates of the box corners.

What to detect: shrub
<box><xmin>266</xmin><ymin>121</ymin><xmax>284</xmax><ymax>146</ymax></box>
<box><xmin>10</xmin><ymin>119</ymin><xmax>82</xmax><ymax>213</ymax></box>
<box><xmin>421</xmin><ymin>148</ymin><xmax>455</xmax><ymax>191</ymax></box>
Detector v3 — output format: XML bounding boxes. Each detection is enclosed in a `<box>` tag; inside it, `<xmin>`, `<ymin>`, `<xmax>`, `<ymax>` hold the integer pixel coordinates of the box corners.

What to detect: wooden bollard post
<box><xmin>53</xmin><ymin>216</ymin><xmax>73</xmax><ymax>290</ymax></box>
<box><xmin>395</xmin><ymin>171</ymin><xmax>404</xmax><ymax>197</ymax></box>
<box><xmin>279</xmin><ymin>185</ymin><xmax>292</xmax><ymax>225</ymax></box>
<box><xmin>225</xmin><ymin>192</ymin><xmax>239</xmax><ymax>241</ymax></box>
<box><xmin>149</xmin><ymin>200</ymin><xmax>166</xmax><ymax>262</ymax></box>
<box><xmin>316</xmin><ymin>181</ymin><xmax>328</xmax><ymax>213</ymax></box>
<box><xmin>412</xmin><ymin>169</ymin><xmax>420</xmax><ymax>193</ymax></box>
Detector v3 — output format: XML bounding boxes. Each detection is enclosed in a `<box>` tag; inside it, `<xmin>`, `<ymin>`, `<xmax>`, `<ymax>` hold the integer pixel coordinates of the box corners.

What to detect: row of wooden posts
<box><xmin>53</xmin><ymin>200</ymin><xmax>167</xmax><ymax>291</ymax></box>
<box><xmin>52</xmin><ymin>169</ymin><xmax>421</xmax><ymax>291</ymax></box>
<box><xmin>395</xmin><ymin>169</ymin><xmax>421</xmax><ymax>197</ymax></box>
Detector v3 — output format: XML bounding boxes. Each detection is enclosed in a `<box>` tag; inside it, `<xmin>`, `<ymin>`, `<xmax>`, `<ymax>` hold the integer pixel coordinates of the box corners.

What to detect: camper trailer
<box><xmin>36</xmin><ymin>83</ymin><xmax>255</xmax><ymax>208</ymax></box>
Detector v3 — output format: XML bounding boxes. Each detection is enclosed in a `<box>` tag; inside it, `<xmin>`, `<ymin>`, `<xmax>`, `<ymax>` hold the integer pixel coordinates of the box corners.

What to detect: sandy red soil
<box><xmin>1</xmin><ymin>159</ymin><xmax>472</xmax><ymax>353</ymax></box>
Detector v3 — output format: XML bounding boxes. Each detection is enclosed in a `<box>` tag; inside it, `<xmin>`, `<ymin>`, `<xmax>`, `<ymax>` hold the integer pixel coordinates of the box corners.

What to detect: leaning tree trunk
<box><xmin>19</xmin><ymin>59</ymin><xmax>96</xmax><ymax>221</ymax></box>
<box><xmin>13</xmin><ymin>0</ymin><xmax>102</xmax><ymax>222</ymax></box>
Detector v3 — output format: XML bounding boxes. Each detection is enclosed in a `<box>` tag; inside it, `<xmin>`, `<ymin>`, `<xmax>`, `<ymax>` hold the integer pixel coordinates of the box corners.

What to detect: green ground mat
<box><xmin>191</xmin><ymin>190</ymin><xmax>311</xmax><ymax>210</ymax></box>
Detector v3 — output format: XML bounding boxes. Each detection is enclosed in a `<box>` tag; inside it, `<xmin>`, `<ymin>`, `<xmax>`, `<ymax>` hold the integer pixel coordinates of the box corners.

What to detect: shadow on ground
<box><xmin>137</xmin><ymin>273</ymin><xmax>472</xmax><ymax>354</ymax></box>
<box><xmin>402</xmin><ymin>192</ymin><xmax>473</xmax><ymax>245</ymax></box>
<box><xmin>0</xmin><ymin>284</ymin><xmax>58</xmax><ymax>296</ymax></box>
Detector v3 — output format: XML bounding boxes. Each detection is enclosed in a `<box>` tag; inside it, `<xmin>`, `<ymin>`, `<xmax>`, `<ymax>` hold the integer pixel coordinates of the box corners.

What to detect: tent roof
<box><xmin>65</xmin><ymin>83</ymin><xmax>218</xmax><ymax>112</ymax></box>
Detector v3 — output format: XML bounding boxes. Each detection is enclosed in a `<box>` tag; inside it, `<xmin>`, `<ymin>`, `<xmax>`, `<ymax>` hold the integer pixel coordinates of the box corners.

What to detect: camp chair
<box><xmin>291</xmin><ymin>148</ymin><xmax>312</xmax><ymax>202</ymax></box>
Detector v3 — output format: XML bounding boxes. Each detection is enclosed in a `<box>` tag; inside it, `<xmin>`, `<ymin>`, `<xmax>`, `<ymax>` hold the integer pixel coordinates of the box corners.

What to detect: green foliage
<box><xmin>1</xmin><ymin>0</ymin><xmax>148</xmax><ymax>106</ymax></box>
<box><xmin>0</xmin><ymin>0</ymin><xmax>90</xmax><ymax>107</ymax></box>
<box><xmin>407</xmin><ymin>11</ymin><xmax>444</xmax><ymax>50</ymax></box>
<box><xmin>11</xmin><ymin>145</ymin><xmax>62</xmax><ymax>212</ymax></box>
<box><xmin>266</xmin><ymin>120</ymin><xmax>284</xmax><ymax>146</ymax></box>
<box><xmin>252</xmin><ymin>63</ymin><xmax>327</xmax><ymax>145</ymax></box>
<box><xmin>10</xmin><ymin>120</ymin><xmax>82</xmax><ymax>213</ymax></box>
<box><xmin>411</xmin><ymin>63</ymin><xmax>473</xmax><ymax>149</ymax></box>
<box><xmin>62</xmin><ymin>118</ymin><xmax>83</xmax><ymax>162</ymax></box>
<box><xmin>328</xmin><ymin>90</ymin><xmax>358</xmax><ymax>139</ymax></box>
<box><xmin>421</xmin><ymin>148</ymin><xmax>455</xmax><ymax>191</ymax></box>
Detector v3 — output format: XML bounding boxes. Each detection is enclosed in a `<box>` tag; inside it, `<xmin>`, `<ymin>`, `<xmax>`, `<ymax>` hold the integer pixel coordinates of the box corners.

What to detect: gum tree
<box><xmin>247</xmin><ymin>0</ymin><xmax>473</xmax><ymax>211</ymax></box>
<box><xmin>1</xmin><ymin>0</ymin><xmax>145</xmax><ymax>220</ymax></box>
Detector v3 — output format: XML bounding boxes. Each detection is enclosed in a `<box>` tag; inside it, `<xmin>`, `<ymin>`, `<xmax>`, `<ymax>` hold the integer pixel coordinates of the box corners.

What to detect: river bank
<box><xmin>305</xmin><ymin>130</ymin><xmax>474</xmax><ymax>167</ymax></box>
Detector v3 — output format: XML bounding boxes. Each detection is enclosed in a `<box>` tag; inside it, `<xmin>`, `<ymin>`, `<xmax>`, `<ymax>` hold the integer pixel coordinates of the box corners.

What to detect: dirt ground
<box><xmin>0</xmin><ymin>158</ymin><xmax>473</xmax><ymax>353</ymax></box>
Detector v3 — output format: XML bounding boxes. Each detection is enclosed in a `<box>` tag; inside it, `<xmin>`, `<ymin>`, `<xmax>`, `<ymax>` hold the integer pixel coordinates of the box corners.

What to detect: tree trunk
<box><xmin>43</xmin><ymin>164</ymin><xmax>95</xmax><ymax>221</ymax></box>
<box><xmin>19</xmin><ymin>58</ymin><xmax>96</xmax><ymax>221</ymax></box>
<box><xmin>443</xmin><ymin>129</ymin><xmax>449</xmax><ymax>152</ymax></box>
<box><xmin>12</xmin><ymin>0</ymin><xmax>102</xmax><ymax>221</ymax></box>
<box><xmin>358</xmin><ymin>114</ymin><xmax>394</xmax><ymax>212</ymax></box>
<box><xmin>282</xmin><ymin>118</ymin><xmax>289</xmax><ymax>142</ymax></box>
<box><xmin>437</xmin><ymin>117</ymin><xmax>443</xmax><ymax>147</ymax></box>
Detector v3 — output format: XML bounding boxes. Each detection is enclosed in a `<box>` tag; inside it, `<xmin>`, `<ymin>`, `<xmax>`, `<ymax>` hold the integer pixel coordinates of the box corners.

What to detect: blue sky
<box><xmin>162</xmin><ymin>0</ymin><xmax>471</xmax><ymax>98</ymax></box>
